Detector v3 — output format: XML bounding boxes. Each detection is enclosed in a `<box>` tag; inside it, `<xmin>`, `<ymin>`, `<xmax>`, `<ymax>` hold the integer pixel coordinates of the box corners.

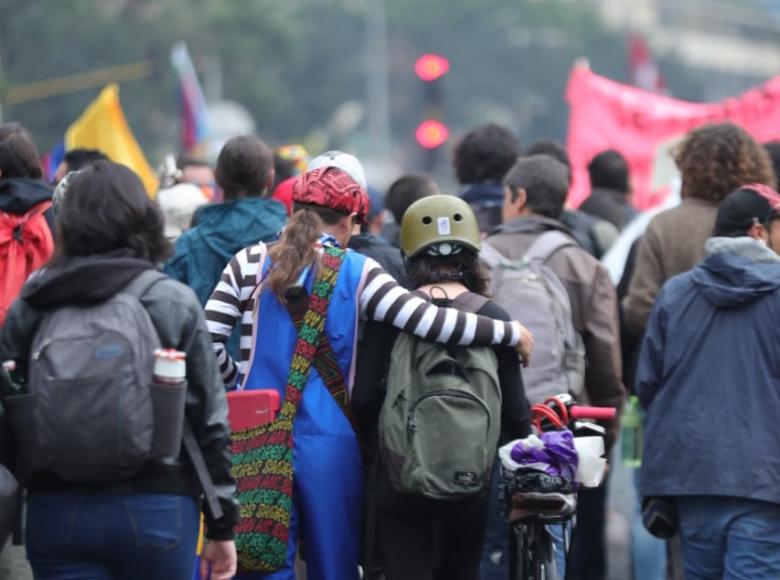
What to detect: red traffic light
<box><xmin>415</xmin><ymin>54</ymin><xmax>450</xmax><ymax>82</ymax></box>
<box><xmin>416</xmin><ymin>120</ymin><xmax>449</xmax><ymax>149</ymax></box>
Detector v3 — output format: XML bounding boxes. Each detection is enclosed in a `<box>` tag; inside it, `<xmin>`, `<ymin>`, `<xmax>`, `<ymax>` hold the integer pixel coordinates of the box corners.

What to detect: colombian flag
<box><xmin>53</xmin><ymin>84</ymin><xmax>158</xmax><ymax>195</ymax></box>
<box><xmin>170</xmin><ymin>42</ymin><xmax>210</xmax><ymax>153</ymax></box>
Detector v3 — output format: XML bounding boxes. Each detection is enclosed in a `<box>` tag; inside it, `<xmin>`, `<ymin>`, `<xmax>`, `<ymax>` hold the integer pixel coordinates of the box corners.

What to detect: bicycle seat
<box><xmin>506</xmin><ymin>491</ymin><xmax>576</xmax><ymax>524</ymax></box>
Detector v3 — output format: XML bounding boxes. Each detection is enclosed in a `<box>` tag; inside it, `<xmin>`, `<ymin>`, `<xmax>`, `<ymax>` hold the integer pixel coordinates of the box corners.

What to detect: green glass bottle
<box><xmin>621</xmin><ymin>395</ymin><xmax>643</xmax><ymax>468</ymax></box>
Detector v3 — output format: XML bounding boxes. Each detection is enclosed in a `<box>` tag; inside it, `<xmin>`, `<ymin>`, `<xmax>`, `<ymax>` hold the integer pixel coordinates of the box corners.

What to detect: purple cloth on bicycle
<box><xmin>510</xmin><ymin>431</ymin><xmax>578</xmax><ymax>481</ymax></box>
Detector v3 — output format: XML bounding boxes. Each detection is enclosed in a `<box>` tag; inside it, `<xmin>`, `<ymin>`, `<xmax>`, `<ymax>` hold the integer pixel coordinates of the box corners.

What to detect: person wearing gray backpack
<box><xmin>0</xmin><ymin>162</ymin><xmax>238</xmax><ymax>580</ymax></box>
<box><xmin>481</xmin><ymin>154</ymin><xmax>625</xmax><ymax>580</ymax></box>
<box><xmin>353</xmin><ymin>195</ymin><xmax>532</xmax><ymax>580</ymax></box>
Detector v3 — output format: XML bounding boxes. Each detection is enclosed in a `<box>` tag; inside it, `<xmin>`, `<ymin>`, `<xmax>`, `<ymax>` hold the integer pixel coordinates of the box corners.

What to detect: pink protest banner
<box><xmin>566</xmin><ymin>64</ymin><xmax>780</xmax><ymax>210</ymax></box>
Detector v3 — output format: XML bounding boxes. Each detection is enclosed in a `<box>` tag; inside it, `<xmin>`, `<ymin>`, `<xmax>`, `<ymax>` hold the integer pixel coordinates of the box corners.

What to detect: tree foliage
<box><xmin>0</xmin><ymin>0</ymin><xmax>765</xmax><ymax>166</ymax></box>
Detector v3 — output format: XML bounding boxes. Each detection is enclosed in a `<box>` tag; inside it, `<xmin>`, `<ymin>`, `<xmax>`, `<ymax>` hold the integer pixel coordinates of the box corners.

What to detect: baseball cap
<box><xmin>308</xmin><ymin>150</ymin><xmax>367</xmax><ymax>189</ymax></box>
<box><xmin>293</xmin><ymin>166</ymin><xmax>368</xmax><ymax>222</ymax></box>
<box><xmin>714</xmin><ymin>184</ymin><xmax>780</xmax><ymax>237</ymax></box>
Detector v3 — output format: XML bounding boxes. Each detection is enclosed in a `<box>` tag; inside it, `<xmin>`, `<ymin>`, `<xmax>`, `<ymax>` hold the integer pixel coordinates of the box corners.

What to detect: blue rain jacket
<box><xmin>165</xmin><ymin>197</ymin><xmax>286</xmax><ymax>360</ymax></box>
<box><xmin>638</xmin><ymin>239</ymin><xmax>780</xmax><ymax>506</ymax></box>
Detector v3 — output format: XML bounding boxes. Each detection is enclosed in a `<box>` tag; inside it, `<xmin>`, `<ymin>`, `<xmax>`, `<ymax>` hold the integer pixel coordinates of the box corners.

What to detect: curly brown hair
<box><xmin>675</xmin><ymin>122</ymin><xmax>776</xmax><ymax>202</ymax></box>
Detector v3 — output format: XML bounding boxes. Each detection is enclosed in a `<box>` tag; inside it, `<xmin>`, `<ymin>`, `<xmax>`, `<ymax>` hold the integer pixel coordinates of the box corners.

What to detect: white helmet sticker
<box><xmin>437</xmin><ymin>216</ymin><xmax>451</xmax><ymax>236</ymax></box>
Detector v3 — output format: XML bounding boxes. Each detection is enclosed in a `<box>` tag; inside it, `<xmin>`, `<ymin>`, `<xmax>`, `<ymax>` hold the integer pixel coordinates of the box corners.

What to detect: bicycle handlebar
<box><xmin>569</xmin><ymin>405</ymin><xmax>617</xmax><ymax>421</ymax></box>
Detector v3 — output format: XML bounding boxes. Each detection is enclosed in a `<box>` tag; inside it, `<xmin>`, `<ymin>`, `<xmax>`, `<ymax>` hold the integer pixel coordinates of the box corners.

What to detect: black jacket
<box><xmin>0</xmin><ymin>178</ymin><xmax>55</xmax><ymax>238</ymax></box>
<box><xmin>0</xmin><ymin>254</ymin><xmax>238</xmax><ymax>540</ymax></box>
<box><xmin>349</xmin><ymin>233</ymin><xmax>410</xmax><ymax>288</ymax></box>
<box><xmin>580</xmin><ymin>188</ymin><xmax>638</xmax><ymax>231</ymax></box>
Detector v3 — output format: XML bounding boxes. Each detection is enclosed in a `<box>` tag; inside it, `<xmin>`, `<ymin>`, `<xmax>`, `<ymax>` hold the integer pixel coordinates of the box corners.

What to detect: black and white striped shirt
<box><xmin>205</xmin><ymin>243</ymin><xmax>520</xmax><ymax>388</ymax></box>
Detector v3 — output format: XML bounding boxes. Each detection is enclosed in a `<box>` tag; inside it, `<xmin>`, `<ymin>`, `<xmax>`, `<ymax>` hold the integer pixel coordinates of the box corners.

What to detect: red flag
<box><xmin>566</xmin><ymin>64</ymin><xmax>780</xmax><ymax>210</ymax></box>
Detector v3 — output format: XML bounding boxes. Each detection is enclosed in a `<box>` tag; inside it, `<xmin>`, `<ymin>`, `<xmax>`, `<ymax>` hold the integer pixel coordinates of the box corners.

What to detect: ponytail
<box><xmin>267</xmin><ymin>208</ymin><xmax>324</xmax><ymax>300</ymax></box>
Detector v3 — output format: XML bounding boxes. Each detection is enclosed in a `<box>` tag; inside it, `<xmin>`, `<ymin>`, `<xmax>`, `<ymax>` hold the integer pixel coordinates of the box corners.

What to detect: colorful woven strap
<box><xmin>285</xmin><ymin>292</ymin><xmax>353</xmax><ymax>427</ymax></box>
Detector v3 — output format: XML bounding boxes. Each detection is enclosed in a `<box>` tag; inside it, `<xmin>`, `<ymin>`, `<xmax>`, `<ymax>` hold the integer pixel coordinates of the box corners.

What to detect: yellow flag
<box><xmin>65</xmin><ymin>84</ymin><xmax>158</xmax><ymax>195</ymax></box>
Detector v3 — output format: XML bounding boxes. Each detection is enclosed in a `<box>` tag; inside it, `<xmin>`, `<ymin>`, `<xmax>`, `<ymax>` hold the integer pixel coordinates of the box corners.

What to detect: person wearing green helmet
<box><xmin>353</xmin><ymin>194</ymin><xmax>532</xmax><ymax>580</ymax></box>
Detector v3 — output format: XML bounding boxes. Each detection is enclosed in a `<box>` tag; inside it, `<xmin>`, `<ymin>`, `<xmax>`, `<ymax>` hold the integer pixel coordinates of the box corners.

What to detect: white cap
<box><xmin>157</xmin><ymin>183</ymin><xmax>210</xmax><ymax>239</ymax></box>
<box><xmin>308</xmin><ymin>150</ymin><xmax>367</xmax><ymax>189</ymax></box>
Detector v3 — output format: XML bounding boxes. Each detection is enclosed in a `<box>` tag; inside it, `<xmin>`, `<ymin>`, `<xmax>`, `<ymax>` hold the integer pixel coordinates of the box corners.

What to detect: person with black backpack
<box><xmin>353</xmin><ymin>195</ymin><xmax>532</xmax><ymax>580</ymax></box>
<box><xmin>0</xmin><ymin>161</ymin><xmax>238</xmax><ymax>580</ymax></box>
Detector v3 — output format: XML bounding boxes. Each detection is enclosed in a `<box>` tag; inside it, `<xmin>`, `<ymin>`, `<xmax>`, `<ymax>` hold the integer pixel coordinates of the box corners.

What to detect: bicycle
<box><xmin>503</xmin><ymin>394</ymin><xmax>616</xmax><ymax>580</ymax></box>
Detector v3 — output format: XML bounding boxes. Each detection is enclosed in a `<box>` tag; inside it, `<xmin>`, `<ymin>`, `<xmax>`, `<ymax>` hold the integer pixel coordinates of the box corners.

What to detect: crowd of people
<box><xmin>0</xmin><ymin>115</ymin><xmax>778</xmax><ymax>580</ymax></box>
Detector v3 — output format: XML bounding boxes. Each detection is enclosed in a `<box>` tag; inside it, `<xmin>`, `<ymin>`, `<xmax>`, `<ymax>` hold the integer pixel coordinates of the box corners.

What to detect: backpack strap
<box><xmin>524</xmin><ymin>230</ymin><xmax>577</xmax><ymax>263</ymax></box>
<box><xmin>182</xmin><ymin>424</ymin><xmax>224</xmax><ymax>520</ymax></box>
<box><xmin>452</xmin><ymin>292</ymin><xmax>489</xmax><ymax>314</ymax></box>
<box><xmin>122</xmin><ymin>269</ymin><xmax>168</xmax><ymax>299</ymax></box>
<box><xmin>479</xmin><ymin>240</ymin><xmax>505</xmax><ymax>269</ymax></box>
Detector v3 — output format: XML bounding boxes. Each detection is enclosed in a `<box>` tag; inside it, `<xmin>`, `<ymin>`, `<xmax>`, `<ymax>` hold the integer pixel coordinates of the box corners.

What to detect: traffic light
<box><xmin>415</xmin><ymin>54</ymin><xmax>450</xmax><ymax>82</ymax></box>
<box><xmin>414</xmin><ymin>53</ymin><xmax>449</xmax><ymax>169</ymax></box>
<box><xmin>415</xmin><ymin>120</ymin><xmax>449</xmax><ymax>149</ymax></box>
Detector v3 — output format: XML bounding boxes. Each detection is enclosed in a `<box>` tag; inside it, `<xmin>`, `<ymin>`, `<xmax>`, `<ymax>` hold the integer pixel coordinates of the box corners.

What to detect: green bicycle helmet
<box><xmin>400</xmin><ymin>194</ymin><xmax>481</xmax><ymax>258</ymax></box>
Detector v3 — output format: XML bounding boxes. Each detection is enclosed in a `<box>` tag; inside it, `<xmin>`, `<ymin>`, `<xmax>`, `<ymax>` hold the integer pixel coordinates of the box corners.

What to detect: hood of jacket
<box><xmin>461</xmin><ymin>182</ymin><xmax>504</xmax><ymax>207</ymax></box>
<box><xmin>192</xmin><ymin>197</ymin><xmax>286</xmax><ymax>262</ymax></box>
<box><xmin>0</xmin><ymin>178</ymin><xmax>53</xmax><ymax>215</ymax></box>
<box><xmin>21</xmin><ymin>251</ymin><xmax>153</xmax><ymax>309</ymax></box>
<box><xmin>692</xmin><ymin>237</ymin><xmax>780</xmax><ymax>308</ymax></box>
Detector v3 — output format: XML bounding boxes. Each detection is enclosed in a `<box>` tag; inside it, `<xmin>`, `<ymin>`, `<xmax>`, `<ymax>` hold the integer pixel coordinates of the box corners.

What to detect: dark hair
<box><xmin>266</xmin><ymin>203</ymin><xmax>349</xmax><ymax>300</ymax></box>
<box><xmin>63</xmin><ymin>148</ymin><xmax>109</xmax><ymax>172</ymax></box>
<box><xmin>273</xmin><ymin>152</ymin><xmax>296</xmax><ymax>189</ymax></box>
<box><xmin>588</xmin><ymin>149</ymin><xmax>629</xmax><ymax>193</ymax></box>
<box><xmin>675</xmin><ymin>122</ymin><xmax>776</xmax><ymax>202</ymax></box>
<box><xmin>385</xmin><ymin>174</ymin><xmax>439</xmax><ymax>224</ymax></box>
<box><xmin>406</xmin><ymin>249</ymin><xmax>490</xmax><ymax>296</ymax></box>
<box><xmin>54</xmin><ymin>160</ymin><xmax>169</xmax><ymax>264</ymax></box>
<box><xmin>525</xmin><ymin>139</ymin><xmax>571</xmax><ymax>185</ymax></box>
<box><xmin>453</xmin><ymin>124</ymin><xmax>521</xmax><ymax>185</ymax></box>
<box><xmin>503</xmin><ymin>155</ymin><xmax>569</xmax><ymax>220</ymax></box>
<box><xmin>215</xmin><ymin>135</ymin><xmax>274</xmax><ymax>199</ymax></box>
<box><xmin>764</xmin><ymin>141</ymin><xmax>780</xmax><ymax>186</ymax></box>
<box><xmin>0</xmin><ymin>123</ymin><xmax>42</xmax><ymax>179</ymax></box>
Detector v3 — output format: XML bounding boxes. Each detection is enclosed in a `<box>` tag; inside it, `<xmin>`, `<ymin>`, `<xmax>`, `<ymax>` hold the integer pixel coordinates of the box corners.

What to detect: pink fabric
<box><xmin>566</xmin><ymin>66</ymin><xmax>780</xmax><ymax>210</ymax></box>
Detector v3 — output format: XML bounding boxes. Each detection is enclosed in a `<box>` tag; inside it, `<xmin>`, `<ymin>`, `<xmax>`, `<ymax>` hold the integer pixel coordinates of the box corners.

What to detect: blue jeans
<box><xmin>677</xmin><ymin>496</ymin><xmax>780</xmax><ymax>580</ymax></box>
<box><xmin>26</xmin><ymin>492</ymin><xmax>200</xmax><ymax>580</ymax></box>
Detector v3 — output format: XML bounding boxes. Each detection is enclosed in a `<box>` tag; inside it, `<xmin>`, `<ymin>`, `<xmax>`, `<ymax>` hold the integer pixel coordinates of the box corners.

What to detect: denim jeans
<box><xmin>481</xmin><ymin>461</ymin><xmax>509</xmax><ymax>580</ymax></box>
<box><xmin>677</xmin><ymin>496</ymin><xmax>780</xmax><ymax>580</ymax></box>
<box><xmin>26</xmin><ymin>492</ymin><xmax>200</xmax><ymax>580</ymax></box>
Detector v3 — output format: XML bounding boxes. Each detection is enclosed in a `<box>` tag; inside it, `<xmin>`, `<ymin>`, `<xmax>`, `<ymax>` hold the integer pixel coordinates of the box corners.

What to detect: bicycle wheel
<box><xmin>508</xmin><ymin>521</ymin><xmax>531</xmax><ymax>580</ymax></box>
<box><xmin>533</xmin><ymin>525</ymin><xmax>561</xmax><ymax>580</ymax></box>
<box><xmin>508</xmin><ymin>521</ymin><xmax>561</xmax><ymax>580</ymax></box>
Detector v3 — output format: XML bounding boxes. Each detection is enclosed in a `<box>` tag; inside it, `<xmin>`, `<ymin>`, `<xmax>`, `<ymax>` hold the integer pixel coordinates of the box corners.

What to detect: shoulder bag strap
<box><xmin>283</xmin><ymin>250</ymin><xmax>353</xmax><ymax>425</ymax></box>
<box><xmin>277</xmin><ymin>247</ymin><xmax>346</xmax><ymax>419</ymax></box>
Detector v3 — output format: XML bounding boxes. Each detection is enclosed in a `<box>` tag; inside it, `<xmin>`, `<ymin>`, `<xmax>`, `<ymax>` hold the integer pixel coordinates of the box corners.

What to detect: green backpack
<box><xmin>379</xmin><ymin>292</ymin><xmax>502</xmax><ymax>500</ymax></box>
